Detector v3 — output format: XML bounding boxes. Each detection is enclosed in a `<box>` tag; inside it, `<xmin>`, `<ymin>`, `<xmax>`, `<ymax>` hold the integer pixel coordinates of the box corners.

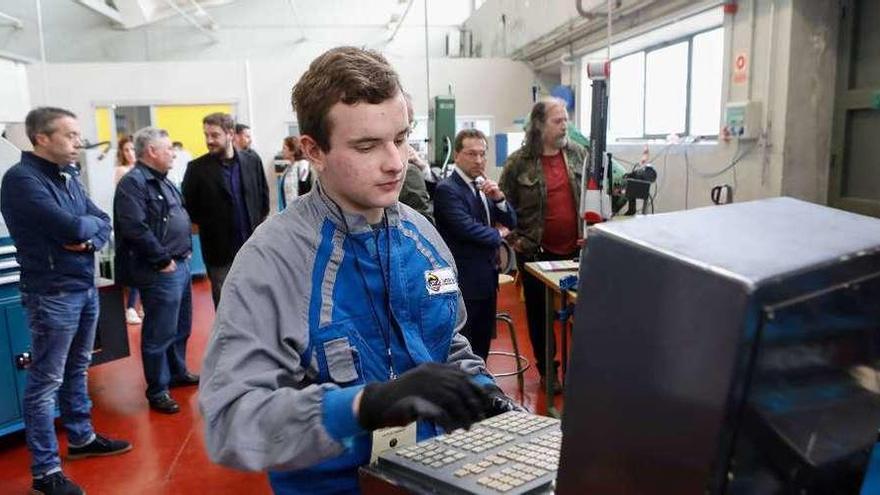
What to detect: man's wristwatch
<box><xmin>83</xmin><ymin>240</ymin><xmax>95</xmax><ymax>253</ymax></box>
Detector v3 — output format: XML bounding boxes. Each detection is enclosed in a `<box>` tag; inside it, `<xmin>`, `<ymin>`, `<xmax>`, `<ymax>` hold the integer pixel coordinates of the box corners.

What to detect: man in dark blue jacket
<box><xmin>0</xmin><ymin>107</ymin><xmax>131</xmax><ymax>495</ymax></box>
<box><xmin>434</xmin><ymin>129</ymin><xmax>517</xmax><ymax>359</ymax></box>
<box><xmin>114</xmin><ymin>127</ymin><xmax>197</xmax><ymax>415</ymax></box>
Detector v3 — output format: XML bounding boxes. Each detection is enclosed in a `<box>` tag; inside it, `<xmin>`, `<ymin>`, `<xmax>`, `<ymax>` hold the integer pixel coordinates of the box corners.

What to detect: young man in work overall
<box><xmin>198</xmin><ymin>46</ymin><xmax>518</xmax><ymax>494</ymax></box>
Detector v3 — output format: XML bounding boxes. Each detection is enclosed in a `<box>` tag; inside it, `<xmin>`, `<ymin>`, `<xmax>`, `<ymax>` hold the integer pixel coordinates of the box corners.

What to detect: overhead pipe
<box><xmin>576</xmin><ymin>0</ymin><xmax>622</xmax><ymax>20</ymax></box>
<box><xmin>526</xmin><ymin>0</ymin><xmax>722</xmax><ymax>71</ymax></box>
<box><xmin>35</xmin><ymin>0</ymin><xmax>49</xmax><ymax>102</ymax></box>
<box><xmin>516</xmin><ymin>0</ymin><xmax>655</xmax><ymax>62</ymax></box>
<box><xmin>0</xmin><ymin>10</ymin><xmax>24</xmax><ymax>29</ymax></box>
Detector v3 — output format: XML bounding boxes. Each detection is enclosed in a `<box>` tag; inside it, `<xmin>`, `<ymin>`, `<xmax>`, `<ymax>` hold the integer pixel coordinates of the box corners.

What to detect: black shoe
<box><xmin>539</xmin><ymin>374</ymin><xmax>563</xmax><ymax>395</ymax></box>
<box><xmin>148</xmin><ymin>392</ymin><xmax>181</xmax><ymax>414</ymax></box>
<box><xmin>170</xmin><ymin>371</ymin><xmax>200</xmax><ymax>388</ymax></box>
<box><xmin>31</xmin><ymin>472</ymin><xmax>84</xmax><ymax>495</ymax></box>
<box><xmin>67</xmin><ymin>433</ymin><xmax>132</xmax><ymax>460</ymax></box>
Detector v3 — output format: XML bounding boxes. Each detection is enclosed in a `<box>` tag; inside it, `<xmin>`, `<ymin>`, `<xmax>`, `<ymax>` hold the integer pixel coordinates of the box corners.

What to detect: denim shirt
<box><xmin>0</xmin><ymin>152</ymin><xmax>111</xmax><ymax>294</ymax></box>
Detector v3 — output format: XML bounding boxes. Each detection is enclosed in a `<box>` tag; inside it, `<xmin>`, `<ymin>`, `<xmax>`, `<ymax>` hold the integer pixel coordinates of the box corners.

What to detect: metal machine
<box><xmin>428</xmin><ymin>95</ymin><xmax>456</xmax><ymax>177</ymax></box>
<box><xmin>558</xmin><ymin>197</ymin><xmax>880</xmax><ymax>494</ymax></box>
<box><xmin>579</xmin><ymin>60</ymin><xmax>658</xmax><ymax>221</ymax></box>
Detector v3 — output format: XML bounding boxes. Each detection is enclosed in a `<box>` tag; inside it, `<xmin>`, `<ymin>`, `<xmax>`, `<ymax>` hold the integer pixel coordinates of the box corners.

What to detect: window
<box><xmin>644</xmin><ymin>41</ymin><xmax>688</xmax><ymax>135</ymax></box>
<box><xmin>607</xmin><ymin>52</ymin><xmax>644</xmax><ymax>139</ymax></box>
<box><xmin>580</xmin><ymin>15</ymin><xmax>724</xmax><ymax>141</ymax></box>
<box><xmin>689</xmin><ymin>28</ymin><xmax>724</xmax><ymax>136</ymax></box>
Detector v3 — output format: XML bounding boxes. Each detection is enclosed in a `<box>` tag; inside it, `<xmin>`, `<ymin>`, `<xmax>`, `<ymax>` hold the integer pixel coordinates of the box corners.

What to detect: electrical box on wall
<box><xmin>724</xmin><ymin>101</ymin><xmax>762</xmax><ymax>139</ymax></box>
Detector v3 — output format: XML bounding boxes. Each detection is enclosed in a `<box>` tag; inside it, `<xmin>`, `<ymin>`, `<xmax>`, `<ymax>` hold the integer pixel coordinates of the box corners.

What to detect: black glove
<box><xmin>358</xmin><ymin>363</ymin><xmax>490</xmax><ymax>432</ymax></box>
<box><xmin>484</xmin><ymin>385</ymin><xmax>526</xmax><ymax>417</ymax></box>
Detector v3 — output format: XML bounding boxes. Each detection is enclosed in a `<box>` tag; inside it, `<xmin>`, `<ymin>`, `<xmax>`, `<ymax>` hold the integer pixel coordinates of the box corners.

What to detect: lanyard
<box><xmin>342</xmin><ymin>210</ymin><xmax>398</xmax><ymax>381</ymax></box>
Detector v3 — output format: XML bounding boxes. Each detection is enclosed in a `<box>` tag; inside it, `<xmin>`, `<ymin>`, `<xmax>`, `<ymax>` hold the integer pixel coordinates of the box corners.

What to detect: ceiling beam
<box><xmin>73</xmin><ymin>0</ymin><xmax>124</xmax><ymax>25</ymax></box>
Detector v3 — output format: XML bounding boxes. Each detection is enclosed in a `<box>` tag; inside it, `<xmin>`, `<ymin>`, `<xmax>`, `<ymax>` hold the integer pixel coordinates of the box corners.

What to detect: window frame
<box><xmin>583</xmin><ymin>25</ymin><xmax>724</xmax><ymax>142</ymax></box>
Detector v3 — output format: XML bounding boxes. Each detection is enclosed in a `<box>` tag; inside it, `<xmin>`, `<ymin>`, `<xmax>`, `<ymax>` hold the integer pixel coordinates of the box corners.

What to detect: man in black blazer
<box><xmin>182</xmin><ymin>112</ymin><xmax>269</xmax><ymax>308</ymax></box>
<box><xmin>433</xmin><ymin>129</ymin><xmax>516</xmax><ymax>359</ymax></box>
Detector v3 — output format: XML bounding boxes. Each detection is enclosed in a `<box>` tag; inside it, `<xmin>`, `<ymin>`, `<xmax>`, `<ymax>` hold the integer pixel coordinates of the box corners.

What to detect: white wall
<box><xmin>465</xmin><ymin>0</ymin><xmax>582</xmax><ymax>57</ymax></box>
<box><xmin>600</xmin><ymin>0</ymin><xmax>794</xmax><ymax>213</ymax></box>
<box><xmin>600</xmin><ymin>0</ymin><xmax>839</xmax><ymax>213</ymax></box>
<box><xmin>26</xmin><ymin>55</ymin><xmax>534</xmax><ymax>202</ymax></box>
<box><xmin>466</xmin><ymin>0</ymin><xmax>839</xmax><ymax>214</ymax></box>
<box><xmin>0</xmin><ymin>59</ymin><xmax>31</xmax><ymax>123</ymax></box>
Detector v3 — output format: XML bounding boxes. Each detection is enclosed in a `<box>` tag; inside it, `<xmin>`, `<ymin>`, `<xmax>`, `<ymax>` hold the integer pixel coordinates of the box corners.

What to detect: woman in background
<box><xmin>114</xmin><ymin>136</ymin><xmax>142</xmax><ymax>325</ymax></box>
<box><xmin>280</xmin><ymin>136</ymin><xmax>312</xmax><ymax>209</ymax></box>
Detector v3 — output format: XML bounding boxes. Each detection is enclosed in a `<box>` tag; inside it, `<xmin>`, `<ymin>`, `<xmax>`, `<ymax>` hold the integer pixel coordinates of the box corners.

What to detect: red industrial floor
<box><xmin>0</xmin><ymin>277</ymin><xmax>566</xmax><ymax>494</ymax></box>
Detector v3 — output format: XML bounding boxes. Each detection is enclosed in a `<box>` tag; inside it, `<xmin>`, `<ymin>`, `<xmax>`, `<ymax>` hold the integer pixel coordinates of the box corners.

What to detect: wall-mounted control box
<box><xmin>724</xmin><ymin>101</ymin><xmax>762</xmax><ymax>140</ymax></box>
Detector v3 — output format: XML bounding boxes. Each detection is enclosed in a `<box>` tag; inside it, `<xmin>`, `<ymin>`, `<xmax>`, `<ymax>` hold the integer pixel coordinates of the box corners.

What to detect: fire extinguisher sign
<box><xmin>733</xmin><ymin>53</ymin><xmax>748</xmax><ymax>85</ymax></box>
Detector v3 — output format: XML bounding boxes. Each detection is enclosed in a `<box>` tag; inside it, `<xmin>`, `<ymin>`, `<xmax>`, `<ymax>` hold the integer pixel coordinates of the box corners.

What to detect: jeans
<box><xmin>126</xmin><ymin>286</ymin><xmax>140</xmax><ymax>309</ymax></box>
<box><xmin>138</xmin><ymin>259</ymin><xmax>192</xmax><ymax>399</ymax></box>
<box><xmin>205</xmin><ymin>262</ymin><xmax>231</xmax><ymax>309</ymax></box>
<box><xmin>21</xmin><ymin>288</ymin><xmax>99</xmax><ymax>477</ymax></box>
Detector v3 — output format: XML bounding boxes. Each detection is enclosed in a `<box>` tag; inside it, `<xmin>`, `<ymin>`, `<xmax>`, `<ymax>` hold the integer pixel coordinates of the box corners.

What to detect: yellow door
<box><xmin>153</xmin><ymin>104</ymin><xmax>235</xmax><ymax>158</ymax></box>
<box><xmin>94</xmin><ymin>107</ymin><xmax>113</xmax><ymax>145</ymax></box>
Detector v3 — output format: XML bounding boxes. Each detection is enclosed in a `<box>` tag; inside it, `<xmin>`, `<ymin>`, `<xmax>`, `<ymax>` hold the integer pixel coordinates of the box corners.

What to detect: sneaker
<box><xmin>169</xmin><ymin>371</ymin><xmax>200</xmax><ymax>388</ymax></box>
<box><xmin>125</xmin><ymin>307</ymin><xmax>142</xmax><ymax>325</ymax></box>
<box><xmin>67</xmin><ymin>433</ymin><xmax>132</xmax><ymax>460</ymax></box>
<box><xmin>148</xmin><ymin>392</ymin><xmax>180</xmax><ymax>414</ymax></box>
<box><xmin>31</xmin><ymin>471</ymin><xmax>84</xmax><ymax>495</ymax></box>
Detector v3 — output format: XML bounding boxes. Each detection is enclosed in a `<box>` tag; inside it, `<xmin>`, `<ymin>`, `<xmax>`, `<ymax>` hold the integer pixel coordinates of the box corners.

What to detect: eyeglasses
<box><xmin>461</xmin><ymin>150</ymin><xmax>486</xmax><ymax>159</ymax></box>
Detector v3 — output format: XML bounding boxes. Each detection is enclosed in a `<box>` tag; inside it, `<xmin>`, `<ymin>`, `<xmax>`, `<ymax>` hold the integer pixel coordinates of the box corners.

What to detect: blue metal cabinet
<box><xmin>0</xmin><ymin>241</ymin><xmax>28</xmax><ymax>437</ymax></box>
<box><xmin>190</xmin><ymin>234</ymin><xmax>206</xmax><ymax>277</ymax></box>
<box><xmin>0</xmin><ymin>243</ymin><xmax>132</xmax><ymax>437</ymax></box>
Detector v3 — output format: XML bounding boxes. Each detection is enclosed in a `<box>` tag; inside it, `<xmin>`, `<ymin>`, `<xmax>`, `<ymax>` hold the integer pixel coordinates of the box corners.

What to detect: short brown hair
<box><xmin>283</xmin><ymin>135</ymin><xmax>304</xmax><ymax>161</ymax></box>
<box><xmin>291</xmin><ymin>46</ymin><xmax>401</xmax><ymax>151</ymax></box>
<box><xmin>25</xmin><ymin>107</ymin><xmax>77</xmax><ymax>145</ymax></box>
<box><xmin>454</xmin><ymin>129</ymin><xmax>488</xmax><ymax>153</ymax></box>
<box><xmin>202</xmin><ymin>112</ymin><xmax>235</xmax><ymax>132</ymax></box>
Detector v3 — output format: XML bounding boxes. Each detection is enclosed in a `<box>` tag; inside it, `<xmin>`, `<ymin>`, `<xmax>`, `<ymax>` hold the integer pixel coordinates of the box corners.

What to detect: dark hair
<box><xmin>116</xmin><ymin>135</ymin><xmax>134</xmax><ymax>166</ymax></box>
<box><xmin>203</xmin><ymin>112</ymin><xmax>235</xmax><ymax>132</ymax></box>
<box><xmin>292</xmin><ymin>46</ymin><xmax>401</xmax><ymax>151</ymax></box>
<box><xmin>234</xmin><ymin>123</ymin><xmax>250</xmax><ymax>134</ymax></box>
<box><xmin>25</xmin><ymin>107</ymin><xmax>77</xmax><ymax>145</ymax></box>
<box><xmin>523</xmin><ymin>98</ymin><xmax>566</xmax><ymax>158</ymax></box>
<box><xmin>453</xmin><ymin>128</ymin><xmax>488</xmax><ymax>153</ymax></box>
<box><xmin>283</xmin><ymin>135</ymin><xmax>304</xmax><ymax>161</ymax></box>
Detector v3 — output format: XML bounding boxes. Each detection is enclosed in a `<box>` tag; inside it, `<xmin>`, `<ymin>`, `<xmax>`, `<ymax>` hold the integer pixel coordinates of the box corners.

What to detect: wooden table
<box><xmin>523</xmin><ymin>261</ymin><xmax>579</xmax><ymax>418</ymax></box>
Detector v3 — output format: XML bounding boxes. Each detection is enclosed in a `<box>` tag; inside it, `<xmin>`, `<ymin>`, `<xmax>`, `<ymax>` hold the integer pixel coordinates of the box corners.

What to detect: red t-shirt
<box><xmin>540</xmin><ymin>151</ymin><xmax>578</xmax><ymax>254</ymax></box>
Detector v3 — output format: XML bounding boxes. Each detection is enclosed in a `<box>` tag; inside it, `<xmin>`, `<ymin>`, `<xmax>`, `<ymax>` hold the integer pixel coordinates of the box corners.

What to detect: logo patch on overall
<box><xmin>424</xmin><ymin>267</ymin><xmax>458</xmax><ymax>295</ymax></box>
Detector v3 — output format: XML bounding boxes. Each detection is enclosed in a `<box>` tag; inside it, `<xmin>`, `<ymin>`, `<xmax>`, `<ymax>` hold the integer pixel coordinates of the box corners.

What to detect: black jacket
<box><xmin>114</xmin><ymin>163</ymin><xmax>192</xmax><ymax>286</ymax></box>
<box><xmin>182</xmin><ymin>149</ymin><xmax>269</xmax><ymax>266</ymax></box>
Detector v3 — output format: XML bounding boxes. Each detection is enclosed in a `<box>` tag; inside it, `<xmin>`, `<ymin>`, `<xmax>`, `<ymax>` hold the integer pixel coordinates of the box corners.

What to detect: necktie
<box><xmin>471</xmin><ymin>180</ymin><xmax>489</xmax><ymax>225</ymax></box>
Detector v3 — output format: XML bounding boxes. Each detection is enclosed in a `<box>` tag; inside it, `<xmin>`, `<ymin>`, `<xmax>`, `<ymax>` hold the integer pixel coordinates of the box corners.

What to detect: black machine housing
<box><xmin>557</xmin><ymin>197</ymin><xmax>880</xmax><ymax>494</ymax></box>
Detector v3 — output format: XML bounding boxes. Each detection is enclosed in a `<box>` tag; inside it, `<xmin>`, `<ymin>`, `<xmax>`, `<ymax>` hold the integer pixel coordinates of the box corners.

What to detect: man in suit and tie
<box><xmin>433</xmin><ymin>129</ymin><xmax>517</xmax><ymax>359</ymax></box>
